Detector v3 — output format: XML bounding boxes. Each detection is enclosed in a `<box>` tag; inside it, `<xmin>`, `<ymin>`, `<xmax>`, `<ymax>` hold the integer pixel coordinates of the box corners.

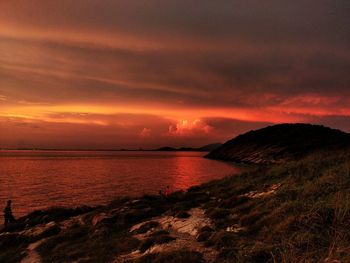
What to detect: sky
<box><xmin>0</xmin><ymin>0</ymin><xmax>349</xmax><ymax>149</ymax></box>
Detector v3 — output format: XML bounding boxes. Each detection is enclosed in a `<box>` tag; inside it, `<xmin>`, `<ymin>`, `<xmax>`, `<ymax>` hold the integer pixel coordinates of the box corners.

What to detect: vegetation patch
<box><xmin>136</xmin><ymin>249</ymin><xmax>204</xmax><ymax>263</ymax></box>
<box><xmin>139</xmin><ymin>234</ymin><xmax>176</xmax><ymax>253</ymax></box>
<box><xmin>132</xmin><ymin>221</ymin><xmax>160</xmax><ymax>234</ymax></box>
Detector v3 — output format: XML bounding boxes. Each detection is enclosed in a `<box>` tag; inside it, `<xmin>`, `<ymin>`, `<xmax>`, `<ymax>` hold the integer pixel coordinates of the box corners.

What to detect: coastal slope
<box><xmin>206</xmin><ymin>123</ymin><xmax>350</xmax><ymax>164</ymax></box>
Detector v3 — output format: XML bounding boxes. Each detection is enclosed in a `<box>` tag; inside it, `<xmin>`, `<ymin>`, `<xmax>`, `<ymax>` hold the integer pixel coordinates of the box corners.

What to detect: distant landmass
<box><xmin>154</xmin><ymin>143</ymin><xmax>222</xmax><ymax>152</ymax></box>
<box><xmin>1</xmin><ymin>143</ymin><xmax>223</xmax><ymax>152</ymax></box>
<box><xmin>206</xmin><ymin>123</ymin><xmax>350</xmax><ymax>164</ymax></box>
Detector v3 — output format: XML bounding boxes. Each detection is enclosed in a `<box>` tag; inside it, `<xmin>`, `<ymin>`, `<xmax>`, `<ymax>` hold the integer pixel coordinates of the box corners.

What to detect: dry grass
<box><xmin>194</xmin><ymin>149</ymin><xmax>350</xmax><ymax>262</ymax></box>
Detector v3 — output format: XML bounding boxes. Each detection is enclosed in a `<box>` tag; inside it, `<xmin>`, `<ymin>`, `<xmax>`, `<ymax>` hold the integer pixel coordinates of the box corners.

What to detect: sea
<box><xmin>0</xmin><ymin>150</ymin><xmax>241</xmax><ymax>217</ymax></box>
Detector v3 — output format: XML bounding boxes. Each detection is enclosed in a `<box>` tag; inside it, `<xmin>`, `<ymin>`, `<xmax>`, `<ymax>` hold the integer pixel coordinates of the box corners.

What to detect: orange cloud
<box><xmin>168</xmin><ymin>119</ymin><xmax>213</xmax><ymax>137</ymax></box>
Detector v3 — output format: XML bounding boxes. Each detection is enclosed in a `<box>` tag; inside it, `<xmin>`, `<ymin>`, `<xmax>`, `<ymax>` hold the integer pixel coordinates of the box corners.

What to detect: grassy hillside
<box><xmin>198</xmin><ymin>149</ymin><xmax>350</xmax><ymax>262</ymax></box>
<box><xmin>206</xmin><ymin>124</ymin><xmax>350</xmax><ymax>164</ymax></box>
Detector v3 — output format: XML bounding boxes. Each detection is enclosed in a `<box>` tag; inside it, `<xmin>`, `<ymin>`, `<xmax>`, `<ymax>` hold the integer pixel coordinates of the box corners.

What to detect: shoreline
<box><xmin>5</xmin><ymin>161</ymin><xmax>245</xmax><ymax>220</ymax></box>
<box><xmin>0</xmin><ymin>151</ymin><xmax>239</xmax><ymax>220</ymax></box>
<box><xmin>1</xmin><ymin>151</ymin><xmax>348</xmax><ymax>262</ymax></box>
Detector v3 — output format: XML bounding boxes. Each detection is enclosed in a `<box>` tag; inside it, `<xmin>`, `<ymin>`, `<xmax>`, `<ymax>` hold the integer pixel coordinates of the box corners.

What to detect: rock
<box><xmin>21</xmin><ymin>239</ymin><xmax>46</xmax><ymax>263</ymax></box>
<box><xmin>226</xmin><ymin>224</ymin><xmax>246</xmax><ymax>233</ymax></box>
<box><xmin>324</xmin><ymin>259</ymin><xmax>341</xmax><ymax>263</ymax></box>
<box><xmin>242</xmin><ymin>183</ymin><xmax>281</xmax><ymax>199</ymax></box>
<box><xmin>60</xmin><ymin>214</ymin><xmax>85</xmax><ymax>230</ymax></box>
<box><xmin>20</xmin><ymin>221</ymin><xmax>60</xmax><ymax>239</ymax></box>
<box><xmin>114</xmin><ymin>208</ymin><xmax>218</xmax><ymax>263</ymax></box>
<box><xmin>91</xmin><ymin>213</ymin><xmax>107</xmax><ymax>226</ymax></box>
<box><xmin>158</xmin><ymin>208</ymin><xmax>213</xmax><ymax>236</ymax></box>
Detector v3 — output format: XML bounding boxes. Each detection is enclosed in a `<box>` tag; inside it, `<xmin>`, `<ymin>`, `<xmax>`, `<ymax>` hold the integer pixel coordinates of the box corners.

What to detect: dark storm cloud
<box><xmin>1</xmin><ymin>0</ymin><xmax>349</xmax><ymax>45</ymax></box>
<box><xmin>1</xmin><ymin>34</ymin><xmax>349</xmax><ymax>109</ymax></box>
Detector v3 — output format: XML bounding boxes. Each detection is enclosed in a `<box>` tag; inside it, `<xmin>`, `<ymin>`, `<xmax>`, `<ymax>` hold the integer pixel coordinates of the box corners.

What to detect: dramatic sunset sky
<box><xmin>0</xmin><ymin>0</ymin><xmax>349</xmax><ymax>149</ymax></box>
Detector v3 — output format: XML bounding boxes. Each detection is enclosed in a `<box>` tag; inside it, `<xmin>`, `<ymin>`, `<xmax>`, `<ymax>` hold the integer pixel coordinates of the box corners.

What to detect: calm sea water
<box><xmin>0</xmin><ymin>150</ymin><xmax>241</xmax><ymax>217</ymax></box>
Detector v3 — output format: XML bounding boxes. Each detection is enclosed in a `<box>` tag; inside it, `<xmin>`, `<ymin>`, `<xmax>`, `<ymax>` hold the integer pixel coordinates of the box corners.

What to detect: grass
<box><xmin>37</xmin><ymin>225</ymin><xmax>141</xmax><ymax>263</ymax></box>
<box><xmin>196</xmin><ymin>226</ymin><xmax>214</xmax><ymax>242</ymax></box>
<box><xmin>139</xmin><ymin>234</ymin><xmax>176</xmax><ymax>253</ymax></box>
<box><xmin>136</xmin><ymin>249</ymin><xmax>204</xmax><ymax>263</ymax></box>
<box><xmin>0</xmin><ymin>233</ymin><xmax>30</xmax><ymax>263</ymax></box>
<box><xmin>193</xmin><ymin>149</ymin><xmax>350</xmax><ymax>262</ymax></box>
<box><xmin>33</xmin><ymin>192</ymin><xmax>184</xmax><ymax>262</ymax></box>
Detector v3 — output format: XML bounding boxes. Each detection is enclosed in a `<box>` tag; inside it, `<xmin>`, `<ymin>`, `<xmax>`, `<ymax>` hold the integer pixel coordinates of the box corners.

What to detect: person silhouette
<box><xmin>4</xmin><ymin>200</ymin><xmax>15</xmax><ymax>227</ymax></box>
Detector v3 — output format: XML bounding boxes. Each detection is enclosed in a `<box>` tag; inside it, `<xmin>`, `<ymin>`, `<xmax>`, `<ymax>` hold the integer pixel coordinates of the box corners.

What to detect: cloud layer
<box><xmin>0</xmin><ymin>0</ymin><xmax>349</xmax><ymax>148</ymax></box>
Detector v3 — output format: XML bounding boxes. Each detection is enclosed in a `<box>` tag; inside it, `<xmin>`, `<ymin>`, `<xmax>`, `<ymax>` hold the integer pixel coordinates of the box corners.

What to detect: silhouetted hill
<box><xmin>206</xmin><ymin>123</ymin><xmax>350</xmax><ymax>164</ymax></box>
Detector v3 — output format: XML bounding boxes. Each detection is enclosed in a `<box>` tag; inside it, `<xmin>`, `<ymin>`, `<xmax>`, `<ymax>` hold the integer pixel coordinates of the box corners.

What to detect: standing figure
<box><xmin>4</xmin><ymin>200</ymin><xmax>15</xmax><ymax>227</ymax></box>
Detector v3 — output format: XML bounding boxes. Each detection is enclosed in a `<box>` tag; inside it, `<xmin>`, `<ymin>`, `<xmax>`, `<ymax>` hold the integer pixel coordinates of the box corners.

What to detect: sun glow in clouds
<box><xmin>168</xmin><ymin>119</ymin><xmax>213</xmax><ymax>137</ymax></box>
